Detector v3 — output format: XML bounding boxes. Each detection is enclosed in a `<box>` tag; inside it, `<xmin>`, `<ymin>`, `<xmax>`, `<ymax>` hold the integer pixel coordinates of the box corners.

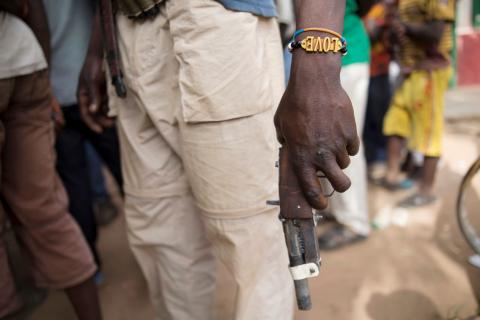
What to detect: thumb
<box><xmin>293</xmin><ymin>163</ymin><xmax>328</xmax><ymax>210</ymax></box>
<box><xmin>88</xmin><ymin>82</ymin><xmax>102</xmax><ymax>113</ymax></box>
<box><xmin>281</xmin><ymin>147</ymin><xmax>328</xmax><ymax>212</ymax></box>
<box><xmin>78</xmin><ymin>84</ymin><xmax>102</xmax><ymax>133</ymax></box>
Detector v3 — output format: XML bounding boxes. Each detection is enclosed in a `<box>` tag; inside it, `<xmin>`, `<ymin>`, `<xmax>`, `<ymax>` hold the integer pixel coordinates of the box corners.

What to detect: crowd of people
<box><xmin>0</xmin><ymin>0</ymin><xmax>456</xmax><ymax>319</ymax></box>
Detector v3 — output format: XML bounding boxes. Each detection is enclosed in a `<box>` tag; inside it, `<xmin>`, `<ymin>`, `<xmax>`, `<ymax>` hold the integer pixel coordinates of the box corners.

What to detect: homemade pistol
<box><xmin>268</xmin><ymin>148</ymin><xmax>321</xmax><ymax>310</ymax></box>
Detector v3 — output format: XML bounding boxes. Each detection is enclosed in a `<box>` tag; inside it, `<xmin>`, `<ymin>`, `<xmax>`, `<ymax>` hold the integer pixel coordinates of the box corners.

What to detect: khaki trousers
<box><xmin>330</xmin><ymin>63</ymin><xmax>370</xmax><ymax>236</ymax></box>
<box><xmin>109</xmin><ymin>1</ymin><xmax>294</xmax><ymax>319</ymax></box>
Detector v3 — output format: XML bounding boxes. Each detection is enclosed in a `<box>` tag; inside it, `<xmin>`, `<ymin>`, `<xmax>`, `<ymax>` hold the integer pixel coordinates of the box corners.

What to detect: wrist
<box><xmin>289</xmin><ymin>52</ymin><xmax>341</xmax><ymax>85</ymax></box>
<box><xmin>85</xmin><ymin>53</ymin><xmax>103</xmax><ymax>71</ymax></box>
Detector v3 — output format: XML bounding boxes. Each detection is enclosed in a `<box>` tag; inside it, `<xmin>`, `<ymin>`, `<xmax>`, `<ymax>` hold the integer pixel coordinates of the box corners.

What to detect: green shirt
<box><xmin>342</xmin><ymin>0</ymin><xmax>370</xmax><ymax>66</ymax></box>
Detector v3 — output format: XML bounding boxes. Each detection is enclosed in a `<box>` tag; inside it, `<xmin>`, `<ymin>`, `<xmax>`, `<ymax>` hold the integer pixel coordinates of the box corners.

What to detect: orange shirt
<box><xmin>364</xmin><ymin>3</ymin><xmax>391</xmax><ymax>77</ymax></box>
<box><xmin>398</xmin><ymin>0</ymin><xmax>455</xmax><ymax>69</ymax></box>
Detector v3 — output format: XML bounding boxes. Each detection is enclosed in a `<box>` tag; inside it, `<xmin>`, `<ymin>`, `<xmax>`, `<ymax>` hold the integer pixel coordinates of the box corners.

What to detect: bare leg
<box><xmin>65</xmin><ymin>276</ymin><xmax>102</xmax><ymax>320</ymax></box>
<box><xmin>418</xmin><ymin>156</ymin><xmax>439</xmax><ymax>195</ymax></box>
<box><xmin>385</xmin><ymin>135</ymin><xmax>406</xmax><ymax>183</ymax></box>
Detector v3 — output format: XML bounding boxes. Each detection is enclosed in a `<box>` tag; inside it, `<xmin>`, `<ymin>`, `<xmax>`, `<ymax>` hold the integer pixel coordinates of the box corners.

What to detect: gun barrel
<box><xmin>276</xmin><ymin>147</ymin><xmax>320</xmax><ymax>311</ymax></box>
<box><xmin>294</xmin><ymin>279</ymin><xmax>312</xmax><ymax>310</ymax></box>
<box><xmin>282</xmin><ymin>218</ymin><xmax>314</xmax><ymax>310</ymax></box>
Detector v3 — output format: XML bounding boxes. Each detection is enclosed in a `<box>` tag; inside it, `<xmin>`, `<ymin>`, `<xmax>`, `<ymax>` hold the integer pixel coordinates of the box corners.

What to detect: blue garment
<box><xmin>42</xmin><ymin>0</ymin><xmax>95</xmax><ymax>106</ymax></box>
<box><xmin>85</xmin><ymin>143</ymin><xmax>109</xmax><ymax>200</ymax></box>
<box><xmin>217</xmin><ymin>0</ymin><xmax>277</xmax><ymax>17</ymax></box>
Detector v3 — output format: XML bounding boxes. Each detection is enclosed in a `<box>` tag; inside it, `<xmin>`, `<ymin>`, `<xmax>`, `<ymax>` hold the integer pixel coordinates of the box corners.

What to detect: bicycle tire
<box><xmin>456</xmin><ymin>156</ymin><xmax>480</xmax><ymax>255</ymax></box>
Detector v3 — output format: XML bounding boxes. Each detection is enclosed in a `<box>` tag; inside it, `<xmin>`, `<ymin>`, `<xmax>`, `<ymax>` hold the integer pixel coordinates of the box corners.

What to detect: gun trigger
<box><xmin>266</xmin><ymin>200</ymin><xmax>280</xmax><ymax>206</ymax></box>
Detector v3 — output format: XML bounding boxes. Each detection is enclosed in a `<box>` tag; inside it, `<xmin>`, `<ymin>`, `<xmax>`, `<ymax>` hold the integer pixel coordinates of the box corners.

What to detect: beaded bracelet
<box><xmin>288</xmin><ymin>27</ymin><xmax>347</xmax><ymax>55</ymax></box>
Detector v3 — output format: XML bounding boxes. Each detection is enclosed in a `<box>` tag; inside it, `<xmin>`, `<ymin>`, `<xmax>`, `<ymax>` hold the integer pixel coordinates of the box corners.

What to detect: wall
<box><xmin>455</xmin><ymin>0</ymin><xmax>480</xmax><ymax>86</ymax></box>
<box><xmin>457</xmin><ymin>31</ymin><xmax>480</xmax><ymax>86</ymax></box>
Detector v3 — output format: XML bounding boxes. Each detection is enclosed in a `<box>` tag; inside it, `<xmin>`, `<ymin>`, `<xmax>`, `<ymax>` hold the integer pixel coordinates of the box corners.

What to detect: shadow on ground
<box><xmin>367</xmin><ymin>290</ymin><xmax>442</xmax><ymax>320</ymax></box>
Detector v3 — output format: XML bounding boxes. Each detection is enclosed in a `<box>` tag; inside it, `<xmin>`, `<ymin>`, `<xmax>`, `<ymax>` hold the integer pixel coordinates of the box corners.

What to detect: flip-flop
<box><xmin>398</xmin><ymin>194</ymin><xmax>437</xmax><ymax>208</ymax></box>
<box><xmin>375</xmin><ymin>177</ymin><xmax>414</xmax><ymax>191</ymax></box>
<box><xmin>315</xmin><ymin>210</ymin><xmax>336</xmax><ymax>224</ymax></box>
<box><xmin>318</xmin><ymin>225</ymin><xmax>367</xmax><ymax>251</ymax></box>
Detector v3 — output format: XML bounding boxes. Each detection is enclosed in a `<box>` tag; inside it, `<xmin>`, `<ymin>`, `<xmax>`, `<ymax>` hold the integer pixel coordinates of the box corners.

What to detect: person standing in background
<box><xmin>42</xmin><ymin>0</ymin><xmax>123</xmax><ymax>277</ymax></box>
<box><xmin>317</xmin><ymin>0</ymin><xmax>375</xmax><ymax>250</ymax></box>
<box><xmin>363</xmin><ymin>1</ymin><xmax>393</xmax><ymax>171</ymax></box>
<box><xmin>86</xmin><ymin>143</ymin><xmax>120</xmax><ymax>227</ymax></box>
<box><xmin>381</xmin><ymin>0</ymin><xmax>455</xmax><ymax>207</ymax></box>
<box><xmin>0</xmin><ymin>1</ymin><xmax>101</xmax><ymax>318</ymax></box>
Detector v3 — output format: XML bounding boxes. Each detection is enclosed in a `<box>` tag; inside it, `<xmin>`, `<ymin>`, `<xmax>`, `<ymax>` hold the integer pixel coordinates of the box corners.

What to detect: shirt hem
<box><xmin>217</xmin><ymin>0</ymin><xmax>277</xmax><ymax>17</ymax></box>
<box><xmin>0</xmin><ymin>62</ymin><xmax>47</xmax><ymax>80</ymax></box>
<box><xmin>35</xmin><ymin>264</ymin><xmax>97</xmax><ymax>290</ymax></box>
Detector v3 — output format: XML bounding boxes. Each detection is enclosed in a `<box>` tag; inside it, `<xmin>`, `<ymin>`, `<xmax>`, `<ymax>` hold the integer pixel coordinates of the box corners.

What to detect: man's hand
<box><xmin>51</xmin><ymin>95</ymin><xmax>65</xmax><ymax>133</ymax></box>
<box><xmin>274</xmin><ymin>1</ymin><xmax>359</xmax><ymax>216</ymax></box>
<box><xmin>391</xmin><ymin>16</ymin><xmax>408</xmax><ymax>45</ymax></box>
<box><xmin>77</xmin><ymin>55</ymin><xmax>113</xmax><ymax>133</ymax></box>
<box><xmin>275</xmin><ymin>57</ymin><xmax>359</xmax><ymax>212</ymax></box>
<box><xmin>77</xmin><ymin>9</ymin><xmax>113</xmax><ymax>134</ymax></box>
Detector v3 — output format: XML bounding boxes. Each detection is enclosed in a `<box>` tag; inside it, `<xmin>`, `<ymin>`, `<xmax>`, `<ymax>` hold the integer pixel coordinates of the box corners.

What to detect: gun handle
<box><xmin>279</xmin><ymin>147</ymin><xmax>313</xmax><ymax>219</ymax></box>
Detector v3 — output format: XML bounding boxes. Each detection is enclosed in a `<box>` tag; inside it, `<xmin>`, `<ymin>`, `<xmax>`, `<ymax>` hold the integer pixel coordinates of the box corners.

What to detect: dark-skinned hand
<box><xmin>274</xmin><ymin>54</ymin><xmax>360</xmax><ymax>215</ymax></box>
<box><xmin>391</xmin><ymin>16</ymin><xmax>408</xmax><ymax>45</ymax></box>
<box><xmin>51</xmin><ymin>94</ymin><xmax>65</xmax><ymax>133</ymax></box>
<box><xmin>77</xmin><ymin>55</ymin><xmax>113</xmax><ymax>133</ymax></box>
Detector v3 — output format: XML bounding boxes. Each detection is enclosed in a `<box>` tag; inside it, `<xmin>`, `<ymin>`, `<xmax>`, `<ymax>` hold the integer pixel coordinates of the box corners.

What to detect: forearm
<box><xmin>356</xmin><ymin>0</ymin><xmax>377</xmax><ymax>17</ymax></box>
<box><xmin>295</xmin><ymin>1</ymin><xmax>345</xmax><ymax>31</ymax></box>
<box><xmin>292</xmin><ymin>1</ymin><xmax>346</xmax><ymax>80</ymax></box>
<box><xmin>405</xmin><ymin>20</ymin><xmax>445</xmax><ymax>46</ymax></box>
<box><xmin>86</xmin><ymin>8</ymin><xmax>104</xmax><ymax>65</ymax></box>
<box><xmin>0</xmin><ymin>0</ymin><xmax>28</xmax><ymax>19</ymax></box>
<box><xmin>365</xmin><ymin>18</ymin><xmax>383</xmax><ymax>43</ymax></box>
<box><xmin>23</xmin><ymin>0</ymin><xmax>50</xmax><ymax>62</ymax></box>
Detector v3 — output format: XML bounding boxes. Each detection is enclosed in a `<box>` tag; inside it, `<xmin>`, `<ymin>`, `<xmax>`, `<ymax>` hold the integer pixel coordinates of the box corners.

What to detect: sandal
<box><xmin>315</xmin><ymin>210</ymin><xmax>337</xmax><ymax>224</ymax></box>
<box><xmin>398</xmin><ymin>193</ymin><xmax>436</xmax><ymax>208</ymax></box>
<box><xmin>318</xmin><ymin>225</ymin><xmax>367</xmax><ymax>251</ymax></box>
<box><xmin>375</xmin><ymin>177</ymin><xmax>414</xmax><ymax>191</ymax></box>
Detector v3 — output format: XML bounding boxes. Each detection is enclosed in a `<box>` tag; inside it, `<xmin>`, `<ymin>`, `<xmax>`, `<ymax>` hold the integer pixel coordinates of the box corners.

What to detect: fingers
<box><xmin>314</xmin><ymin>150</ymin><xmax>351</xmax><ymax>193</ymax></box>
<box><xmin>273</xmin><ymin>113</ymin><xmax>286</xmax><ymax>145</ymax></box>
<box><xmin>336</xmin><ymin>149</ymin><xmax>351</xmax><ymax>170</ymax></box>
<box><xmin>97</xmin><ymin>115</ymin><xmax>114</xmax><ymax>128</ymax></box>
<box><xmin>78</xmin><ymin>91</ymin><xmax>103</xmax><ymax>133</ymax></box>
<box><xmin>346</xmin><ymin>134</ymin><xmax>360</xmax><ymax>156</ymax></box>
<box><xmin>276</xmin><ymin>131</ymin><xmax>286</xmax><ymax>145</ymax></box>
<box><xmin>292</xmin><ymin>161</ymin><xmax>328</xmax><ymax>210</ymax></box>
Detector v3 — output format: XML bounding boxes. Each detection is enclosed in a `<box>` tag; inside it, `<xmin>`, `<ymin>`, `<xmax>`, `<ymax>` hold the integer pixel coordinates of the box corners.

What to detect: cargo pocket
<box><xmin>168</xmin><ymin>0</ymin><xmax>274</xmax><ymax>123</ymax></box>
<box><xmin>115</xmin><ymin>10</ymin><xmax>179</xmax><ymax>125</ymax></box>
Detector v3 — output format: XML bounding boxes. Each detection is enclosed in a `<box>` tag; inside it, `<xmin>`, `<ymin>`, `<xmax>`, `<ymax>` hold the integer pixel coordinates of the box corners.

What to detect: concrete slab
<box><xmin>445</xmin><ymin>86</ymin><xmax>480</xmax><ymax>120</ymax></box>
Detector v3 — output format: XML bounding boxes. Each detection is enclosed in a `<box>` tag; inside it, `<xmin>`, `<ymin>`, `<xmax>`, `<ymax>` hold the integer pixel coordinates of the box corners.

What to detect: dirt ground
<box><xmin>22</xmin><ymin>89</ymin><xmax>480</xmax><ymax>320</ymax></box>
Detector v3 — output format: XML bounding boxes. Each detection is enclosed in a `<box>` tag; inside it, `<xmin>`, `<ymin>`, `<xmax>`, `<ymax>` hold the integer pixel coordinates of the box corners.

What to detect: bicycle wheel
<box><xmin>456</xmin><ymin>156</ymin><xmax>480</xmax><ymax>255</ymax></box>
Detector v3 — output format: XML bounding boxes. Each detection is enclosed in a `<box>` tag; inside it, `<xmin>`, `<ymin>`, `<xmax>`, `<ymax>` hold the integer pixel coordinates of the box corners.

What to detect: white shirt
<box><xmin>0</xmin><ymin>12</ymin><xmax>47</xmax><ymax>79</ymax></box>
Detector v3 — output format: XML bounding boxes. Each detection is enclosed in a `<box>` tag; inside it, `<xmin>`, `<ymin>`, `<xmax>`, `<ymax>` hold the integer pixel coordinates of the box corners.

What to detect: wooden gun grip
<box><xmin>279</xmin><ymin>148</ymin><xmax>314</xmax><ymax>219</ymax></box>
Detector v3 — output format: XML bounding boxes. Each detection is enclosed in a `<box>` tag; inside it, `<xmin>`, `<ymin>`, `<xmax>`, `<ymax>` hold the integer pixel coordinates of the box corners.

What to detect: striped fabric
<box><xmin>399</xmin><ymin>0</ymin><xmax>455</xmax><ymax>69</ymax></box>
